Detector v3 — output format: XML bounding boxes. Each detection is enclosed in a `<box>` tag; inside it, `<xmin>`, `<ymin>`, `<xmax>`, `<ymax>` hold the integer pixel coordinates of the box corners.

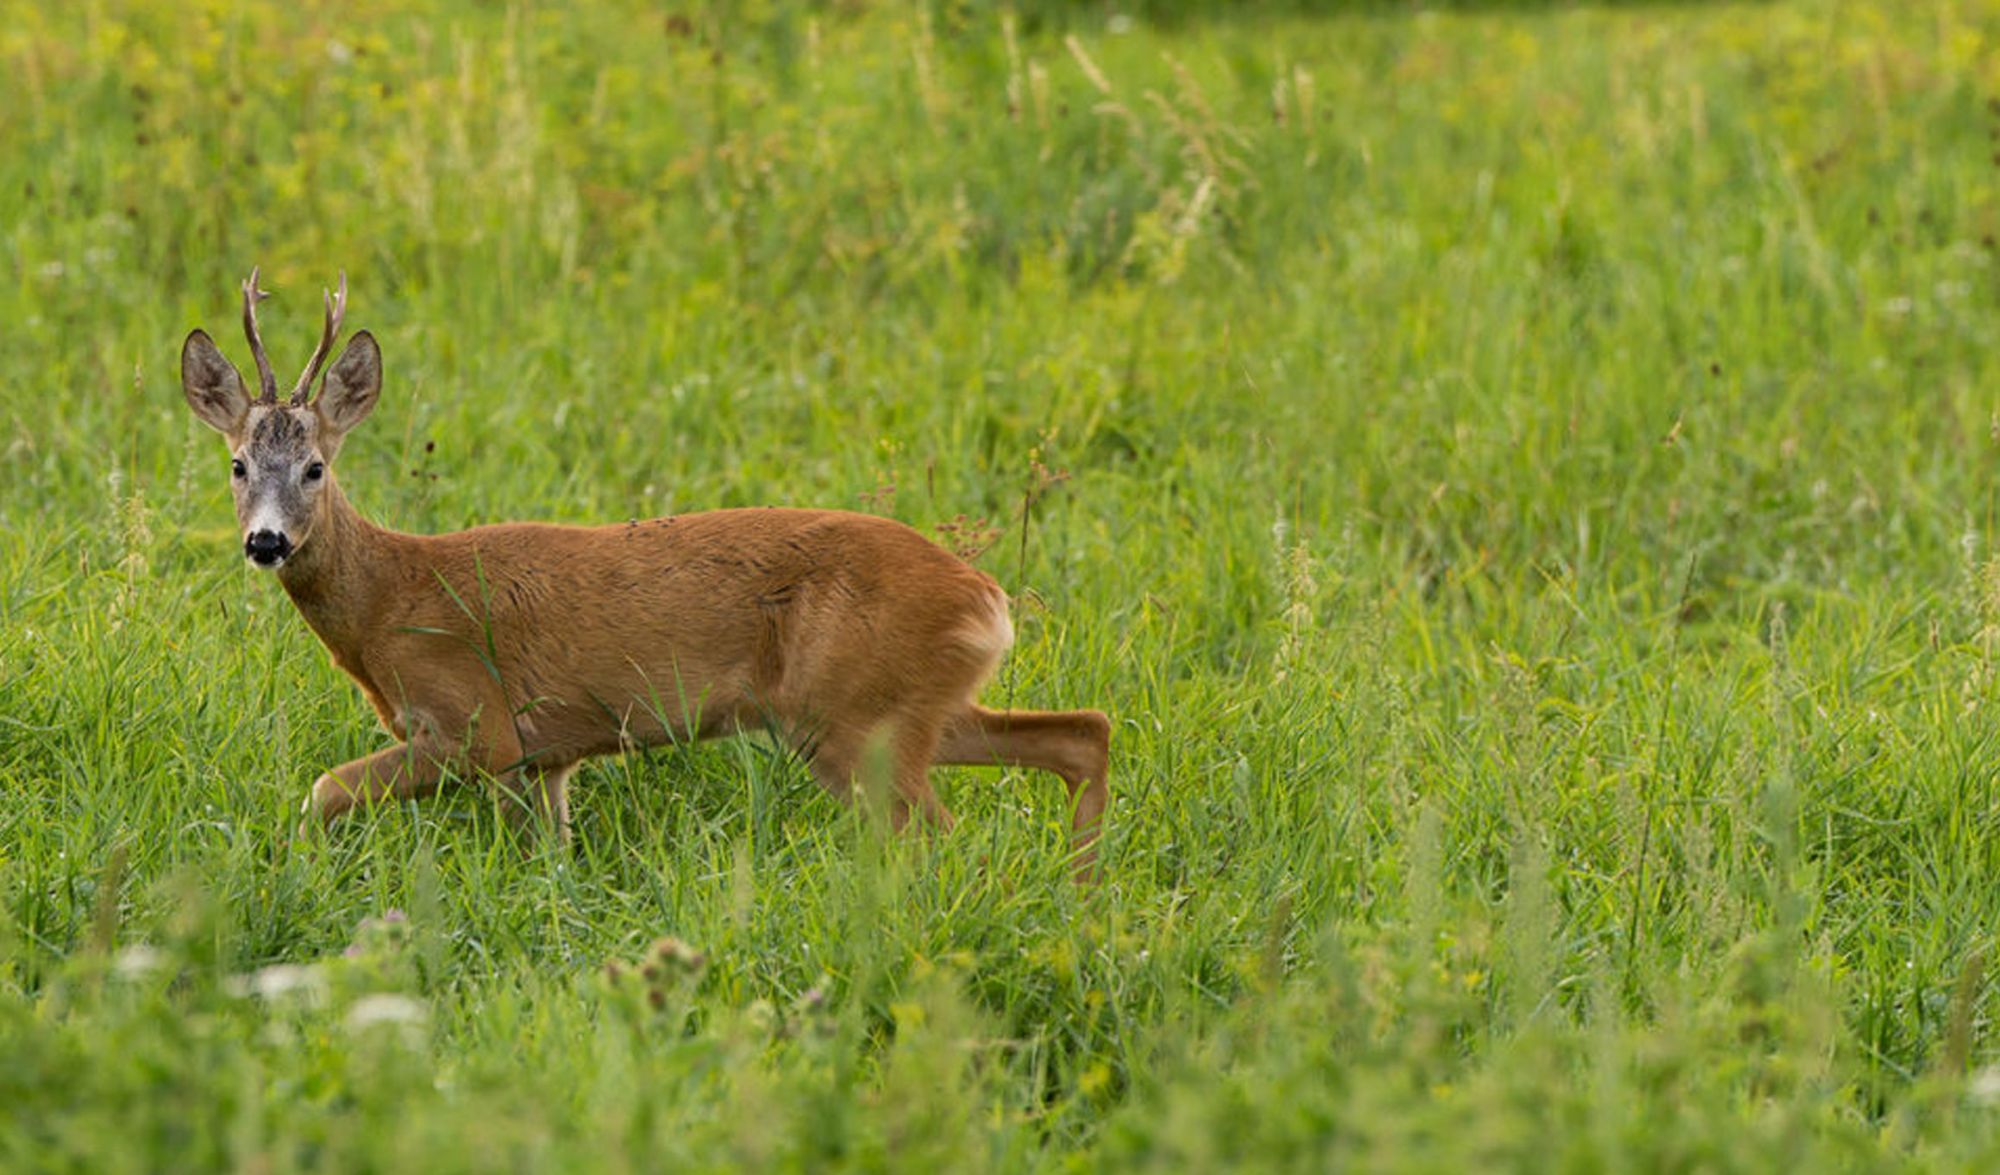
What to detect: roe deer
<box><xmin>180</xmin><ymin>271</ymin><xmax>1109</xmax><ymax>879</ymax></box>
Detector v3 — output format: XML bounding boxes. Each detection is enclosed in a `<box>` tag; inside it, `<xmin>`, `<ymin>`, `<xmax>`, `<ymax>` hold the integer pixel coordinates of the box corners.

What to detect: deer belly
<box><xmin>511</xmin><ymin>671</ymin><xmax>755</xmax><ymax>759</ymax></box>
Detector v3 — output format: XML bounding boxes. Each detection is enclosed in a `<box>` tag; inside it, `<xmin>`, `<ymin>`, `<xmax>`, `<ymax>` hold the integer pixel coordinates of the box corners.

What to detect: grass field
<box><xmin>9</xmin><ymin>0</ymin><xmax>2000</xmax><ymax>1167</ymax></box>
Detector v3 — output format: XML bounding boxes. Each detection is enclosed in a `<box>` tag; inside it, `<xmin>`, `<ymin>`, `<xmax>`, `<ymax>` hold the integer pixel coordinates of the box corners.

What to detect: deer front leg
<box><xmin>493</xmin><ymin>761</ymin><xmax>578</xmax><ymax>846</ymax></box>
<box><xmin>300</xmin><ymin>737</ymin><xmax>461</xmax><ymax>831</ymax></box>
<box><xmin>299</xmin><ymin>680</ymin><xmax>524</xmax><ymax>834</ymax></box>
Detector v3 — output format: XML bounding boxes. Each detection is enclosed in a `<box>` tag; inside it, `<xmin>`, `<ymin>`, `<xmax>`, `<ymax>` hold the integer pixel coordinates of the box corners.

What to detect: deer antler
<box><xmin>291</xmin><ymin>272</ymin><xmax>349</xmax><ymax>405</ymax></box>
<box><xmin>241</xmin><ymin>267</ymin><xmax>280</xmax><ymax>403</ymax></box>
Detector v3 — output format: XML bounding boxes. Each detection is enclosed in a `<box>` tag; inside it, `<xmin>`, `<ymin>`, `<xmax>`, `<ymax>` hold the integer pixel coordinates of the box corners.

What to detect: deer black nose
<box><xmin>244</xmin><ymin>530</ymin><xmax>293</xmax><ymax>566</ymax></box>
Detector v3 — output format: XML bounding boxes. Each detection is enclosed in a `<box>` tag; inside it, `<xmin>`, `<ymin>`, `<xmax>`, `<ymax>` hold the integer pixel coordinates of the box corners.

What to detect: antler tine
<box><xmin>241</xmin><ymin>266</ymin><xmax>280</xmax><ymax>403</ymax></box>
<box><xmin>290</xmin><ymin>271</ymin><xmax>349</xmax><ymax>405</ymax></box>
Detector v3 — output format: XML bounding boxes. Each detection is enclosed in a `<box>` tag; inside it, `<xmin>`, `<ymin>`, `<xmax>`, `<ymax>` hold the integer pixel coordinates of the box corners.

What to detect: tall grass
<box><xmin>8</xmin><ymin>0</ymin><xmax>2000</xmax><ymax>1166</ymax></box>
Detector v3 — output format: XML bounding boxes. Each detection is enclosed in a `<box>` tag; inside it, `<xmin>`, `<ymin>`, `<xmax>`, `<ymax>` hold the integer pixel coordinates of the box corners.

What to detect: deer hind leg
<box><xmin>805</xmin><ymin>713</ymin><xmax>956</xmax><ymax>833</ymax></box>
<box><xmin>936</xmin><ymin>704</ymin><xmax>1111</xmax><ymax>881</ymax></box>
<box><xmin>890</xmin><ymin>719</ymin><xmax>956</xmax><ymax>832</ymax></box>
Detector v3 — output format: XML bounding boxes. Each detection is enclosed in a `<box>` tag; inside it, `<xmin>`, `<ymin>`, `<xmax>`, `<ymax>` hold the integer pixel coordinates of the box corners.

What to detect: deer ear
<box><xmin>316</xmin><ymin>330</ymin><xmax>381</xmax><ymax>437</ymax></box>
<box><xmin>181</xmin><ymin>329</ymin><xmax>250</xmax><ymax>436</ymax></box>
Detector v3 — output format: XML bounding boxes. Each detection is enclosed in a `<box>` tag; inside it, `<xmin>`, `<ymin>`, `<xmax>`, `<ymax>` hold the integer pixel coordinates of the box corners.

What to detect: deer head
<box><xmin>180</xmin><ymin>269</ymin><xmax>381</xmax><ymax>568</ymax></box>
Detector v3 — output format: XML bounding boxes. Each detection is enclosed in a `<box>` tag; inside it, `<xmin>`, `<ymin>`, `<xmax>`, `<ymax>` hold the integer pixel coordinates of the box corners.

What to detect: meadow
<box><xmin>7</xmin><ymin>0</ymin><xmax>2000</xmax><ymax>1167</ymax></box>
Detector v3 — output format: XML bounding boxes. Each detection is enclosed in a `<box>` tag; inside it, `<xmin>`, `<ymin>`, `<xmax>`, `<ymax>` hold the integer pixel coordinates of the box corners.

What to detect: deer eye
<box><xmin>230</xmin><ymin>458</ymin><xmax>246</xmax><ymax>480</ymax></box>
<box><xmin>304</xmin><ymin>462</ymin><xmax>325</xmax><ymax>483</ymax></box>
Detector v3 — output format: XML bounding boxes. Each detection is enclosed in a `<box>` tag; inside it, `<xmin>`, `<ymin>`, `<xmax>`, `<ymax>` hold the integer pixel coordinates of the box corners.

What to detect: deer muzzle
<box><xmin>244</xmin><ymin>529</ymin><xmax>294</xmax><ymax>568</ymax></box>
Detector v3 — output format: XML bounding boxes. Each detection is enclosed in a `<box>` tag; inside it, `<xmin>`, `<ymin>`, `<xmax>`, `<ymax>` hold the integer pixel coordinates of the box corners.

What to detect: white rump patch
<box><xmin>955</xmin><ymin>586</ymin><xmax>1015</xmax><ymax>664</ymax></box>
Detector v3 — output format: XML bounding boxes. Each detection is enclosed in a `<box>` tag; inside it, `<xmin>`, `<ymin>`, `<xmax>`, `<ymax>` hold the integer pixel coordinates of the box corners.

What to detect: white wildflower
<box><xmin>113</xmin><ymin>944</ymin><xmax>166</xmax><ymax>981</ymax></box>
<box><xmin>228</xmin><ymin>963</ymin><xmax>329</xmax><ymax>1007</ymax></box>
<box><xmin>344</xmin><ymin>993</ymin><xmax>430</xmax><ymax>1043</ymax></box>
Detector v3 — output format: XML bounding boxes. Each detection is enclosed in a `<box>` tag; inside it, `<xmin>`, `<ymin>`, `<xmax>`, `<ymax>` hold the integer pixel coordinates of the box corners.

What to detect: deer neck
<box><xmin>274</xmin><ymin>477</ymin><xmax>391</xmax><ymax>660</ymax></box>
